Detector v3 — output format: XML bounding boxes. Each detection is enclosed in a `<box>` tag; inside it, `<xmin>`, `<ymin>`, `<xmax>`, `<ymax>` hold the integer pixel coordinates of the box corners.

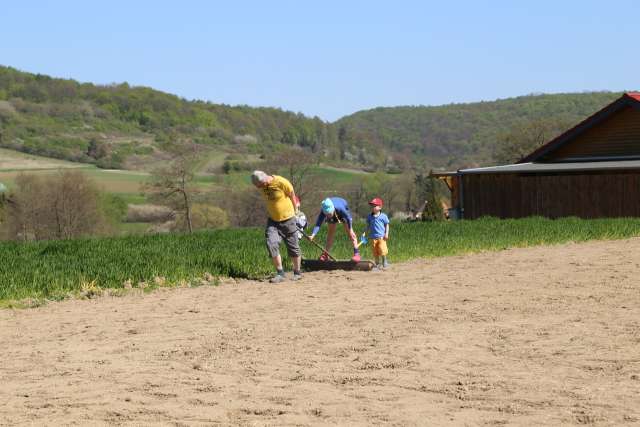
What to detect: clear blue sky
<box><xmin>1</xmin><ymin>1</ymin><xmax>638</xmax><ymax>121</ymax></box>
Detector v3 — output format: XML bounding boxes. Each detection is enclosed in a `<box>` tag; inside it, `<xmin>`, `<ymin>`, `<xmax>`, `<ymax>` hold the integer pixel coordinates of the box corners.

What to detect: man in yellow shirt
<box><xmin>251</xmin><ymin>170</ymin><xmax>302</xmax><ymax>283</ymax></box>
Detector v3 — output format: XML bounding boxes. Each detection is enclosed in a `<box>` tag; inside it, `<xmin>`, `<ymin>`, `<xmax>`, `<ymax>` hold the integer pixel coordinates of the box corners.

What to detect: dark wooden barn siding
<box><xmin>542</xmin><ymin>106</ymin><xmax>640</xmax><ymax>161</ymax></box>
<box><xmin>461</xmin><ymin>171</ymin><xmax>640</xmax><ymax>219</ymax></box>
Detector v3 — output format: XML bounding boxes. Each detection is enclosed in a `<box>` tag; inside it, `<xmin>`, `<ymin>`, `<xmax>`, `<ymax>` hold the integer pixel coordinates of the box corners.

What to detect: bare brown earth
<box><xmin>2</xmin><ymin>238</ymin><xmax>640</xmax><ymax>426</ymax></box>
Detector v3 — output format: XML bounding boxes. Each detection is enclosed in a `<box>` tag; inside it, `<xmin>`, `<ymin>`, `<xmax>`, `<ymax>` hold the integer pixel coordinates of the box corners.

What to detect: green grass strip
<box><xmin>1</xmin><ymin>216</ymin><xmax>639</xmax><ymax>302</ymax></box>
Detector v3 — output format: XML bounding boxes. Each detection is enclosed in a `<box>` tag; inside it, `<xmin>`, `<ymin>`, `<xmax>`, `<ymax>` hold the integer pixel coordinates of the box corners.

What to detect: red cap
<box><xmin>368</xmin><ymin>197</ymin><xmax>383</xmax><ymax>207</ymax></box>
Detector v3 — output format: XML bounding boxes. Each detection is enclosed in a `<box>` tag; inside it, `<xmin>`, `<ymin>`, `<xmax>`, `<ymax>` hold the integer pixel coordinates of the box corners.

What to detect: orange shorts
<box><xmin>372</xmin><ymin>238</ymin><xmax>388</xmax><ymax>257</ymax></box>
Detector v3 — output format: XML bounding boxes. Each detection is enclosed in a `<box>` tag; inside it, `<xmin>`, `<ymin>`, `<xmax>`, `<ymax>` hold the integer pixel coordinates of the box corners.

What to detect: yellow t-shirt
<box><xmin>260</xmin><ymin>175</ymin><xmax>295</xmax><ymax>222</ymax></box>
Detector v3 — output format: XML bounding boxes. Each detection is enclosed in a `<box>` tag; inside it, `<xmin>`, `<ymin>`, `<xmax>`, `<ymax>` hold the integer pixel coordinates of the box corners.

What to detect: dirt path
<box><xmin>2</xmin><ymin>238</ymin><xmax>640</xmax><ymax>426</ymax></box>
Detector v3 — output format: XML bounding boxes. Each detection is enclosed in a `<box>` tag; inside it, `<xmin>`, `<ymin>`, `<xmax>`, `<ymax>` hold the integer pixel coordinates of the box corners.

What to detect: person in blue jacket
<box><xmin>309</xmin><ymin>197</ymin><xmax>361</xmax><ymax>262</ymax></box>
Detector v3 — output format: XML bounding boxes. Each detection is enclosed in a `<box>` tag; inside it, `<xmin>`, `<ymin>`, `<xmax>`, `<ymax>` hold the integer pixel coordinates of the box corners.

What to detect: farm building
<box><xmin>433</xmin><ymin>92</ymin><xmax>640</xmax><ymax>219</ymax></box>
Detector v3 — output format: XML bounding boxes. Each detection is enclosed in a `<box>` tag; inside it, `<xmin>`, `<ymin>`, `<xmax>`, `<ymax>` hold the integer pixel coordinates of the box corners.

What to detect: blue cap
<box><xmin>321</xmin><ymin>198</ymin><xmax>335</xmax><ymax>214</ymax></box>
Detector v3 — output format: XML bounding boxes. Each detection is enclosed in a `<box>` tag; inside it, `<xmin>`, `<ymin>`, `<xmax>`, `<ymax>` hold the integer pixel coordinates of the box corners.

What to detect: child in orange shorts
<box><xmin>366</xmin><ymin>197</ymin><xmax>390</xmax><ymax>269</ymax></box>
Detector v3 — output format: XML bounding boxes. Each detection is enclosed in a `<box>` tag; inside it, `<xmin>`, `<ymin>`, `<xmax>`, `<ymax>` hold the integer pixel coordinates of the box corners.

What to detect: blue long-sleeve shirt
<box><xmin>311</xmin><ymin>197</ymin><xmax>353</xmax><ymax>235</ymax></box>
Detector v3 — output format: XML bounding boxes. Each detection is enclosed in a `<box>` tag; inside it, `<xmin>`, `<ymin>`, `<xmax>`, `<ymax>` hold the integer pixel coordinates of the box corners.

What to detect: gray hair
<box><xmin>251</xmin><ymin>170</ymin><xmax>269</xmax><ymax>186</ymax></box>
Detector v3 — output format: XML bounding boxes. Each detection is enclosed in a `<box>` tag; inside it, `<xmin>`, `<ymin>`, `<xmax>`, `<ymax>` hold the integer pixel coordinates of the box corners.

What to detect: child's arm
<box><xmin>310</xmin><ymin>212</ymin><xmax>325</xmax><ymax>239</ymax></box>
<box><xmin>339</xmin><ymin>207</ymin><xmax>353</xmax><ymax>230</ymax></box>
<box><xmin>383</xmin><ymin>214</ymin><xmax>390</xmax><ymax>240</ymax></box>
<box><xmin>364</xmin><ymin>215</ymin><xmax>371</xmax><ymax>238</ymax></box>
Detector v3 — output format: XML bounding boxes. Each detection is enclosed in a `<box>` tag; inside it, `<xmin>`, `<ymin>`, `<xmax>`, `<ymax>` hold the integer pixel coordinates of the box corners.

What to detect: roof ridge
<box><xmin>519</xmin><ymin>93</ymin><xmax>640</xmax><ymax>163</ymax></box>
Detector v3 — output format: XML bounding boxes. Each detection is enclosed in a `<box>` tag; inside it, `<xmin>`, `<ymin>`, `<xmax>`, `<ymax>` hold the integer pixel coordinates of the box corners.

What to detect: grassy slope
<box><xmin>1</xmin><ymin>66</ymin><xmax>627</xmax><ymax>172</ymax></box>
<box><xmin>0</xmin><ymin>148</ymin><xmax>85</xmax><ymax>171</ymax></box>
<box><xmin>0</xmin><ymin>147</ymin><xmax>225</xmax><ymax>195</ymax></box>
<box><xmin>0</xmin><ymin>147</ymin><xmax>368</xmax><ymax>192</ymax></box>
<box><xmin>0</xmin><ymin>65</ymin><xmax>336</xmax><ymax>172</ymax></box>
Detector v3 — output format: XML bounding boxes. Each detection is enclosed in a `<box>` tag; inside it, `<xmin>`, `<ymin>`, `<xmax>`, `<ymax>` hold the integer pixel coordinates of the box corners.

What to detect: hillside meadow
<box><xmin>0</xmin><ymin>148</ymin><xmax>149</xmax><ymax>194</ymax></box>
<box><xmin>2</xmin><ymin>216</ymin><xmax>640</xmax><ymax>305</ymax></box>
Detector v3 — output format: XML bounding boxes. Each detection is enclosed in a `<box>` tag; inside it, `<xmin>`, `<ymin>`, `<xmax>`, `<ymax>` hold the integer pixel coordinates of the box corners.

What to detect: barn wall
<box><xmin>461</xmin><ymin>171</ymin><xmax>640</xmax><ymax>219</ymax></box>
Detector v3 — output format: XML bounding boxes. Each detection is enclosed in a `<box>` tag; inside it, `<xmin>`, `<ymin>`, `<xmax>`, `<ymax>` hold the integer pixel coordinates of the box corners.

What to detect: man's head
<box><xmin>251</xmin><ymin>170</ymin><xmax>270</xmax><ymax>188</ymax></box>
<box><xmin>321</xmin><ymin>198</ymin><xmax>335</xmax><ymax>215</ymax></box>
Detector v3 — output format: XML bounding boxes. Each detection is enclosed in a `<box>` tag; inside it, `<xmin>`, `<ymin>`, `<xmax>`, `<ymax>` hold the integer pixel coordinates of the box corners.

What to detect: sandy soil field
<box><xmin>2</xmin><ymin>238</ymin><xmax>640</xmax><ymax>426</ymax></box>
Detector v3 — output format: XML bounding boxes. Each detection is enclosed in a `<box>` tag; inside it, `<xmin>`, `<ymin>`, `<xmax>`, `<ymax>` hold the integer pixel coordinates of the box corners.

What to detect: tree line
<box><xmin>335</xmin><ymin>91</ymin><xmax>620</xmax><ymax>169</ymax></box>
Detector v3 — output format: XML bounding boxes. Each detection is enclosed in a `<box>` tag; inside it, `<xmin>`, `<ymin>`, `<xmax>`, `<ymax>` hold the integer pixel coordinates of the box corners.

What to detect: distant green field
<box><xmin>0</xmin><ymin>148</ymin><xmax>84</xmax><ymax>171</ymax></box>
<box><xmin>208</xmin><ymin>166</ymin><xmax>369</xmax><ymax>188</ymax></box>
<box><xmin>0</xmin><ymin>147</ymin><xmax>222</xmax><ymax>195</ymax></box>
<box><xmin>312</xmin><ymin>165</ymin><xmax>369</xmax><ymax>183</ymax></box>
<box><xmin>119</xmin><ymin>222</ymin><xmax>152</xmax><ymax>234</ymax></box>
<box><xmin>0</xmin><ymin>168</ymin><xmax>149</xmax><ymax>194</ymax></box>
<box><xmin>2</xmin><ymin>216</ymin><xmax>640</xmax><ymax>304</ymax></box>
<box><xmin>0</xmin><ymin>147</ymin><xmax>148</xmax><ymax>193</ymax></box>
<box><xmin>0</xmin><ymin>147</ymin><xmax>372</xmax><ymax>194</ymax></box>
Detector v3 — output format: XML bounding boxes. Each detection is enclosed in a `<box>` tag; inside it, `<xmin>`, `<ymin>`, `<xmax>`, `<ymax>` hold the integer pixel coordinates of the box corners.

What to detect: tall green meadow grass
<box><xmin>1</xmin><ymin>216</ymin><xmax>639</xmax><ymax>302</ymax></box>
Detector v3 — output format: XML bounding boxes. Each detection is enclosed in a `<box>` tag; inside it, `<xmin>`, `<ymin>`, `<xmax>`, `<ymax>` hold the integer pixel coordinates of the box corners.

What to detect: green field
<box><xmin>311</xmin><ymin>165</ymin><xmax>370</xmax><ymax>183</ymax></box>
<box><xmin>0</xmin><ymin>148</ymin><xmax>370</xmax><ymax>195</ymax></box>
<box><xmin>0</xmin><ymin>148</ymin><xmax>85</xmax><ymax>170</ymax></box>
<box><xmin>1</xmin><ymin>216</ymin><xmax>640</xmax><ymax>305</ymax></box>
<box><xmin>0</xmin><ymin>147</ymin><xmax>150</xmax><ymax>195</ymax></box>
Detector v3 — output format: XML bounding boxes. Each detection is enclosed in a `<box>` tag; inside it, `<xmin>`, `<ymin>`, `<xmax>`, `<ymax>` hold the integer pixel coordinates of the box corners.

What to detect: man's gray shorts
<box><xmin>265</xmin><ymin>217</ymin><xmax>301</xmax><ymax>258</ymax></box>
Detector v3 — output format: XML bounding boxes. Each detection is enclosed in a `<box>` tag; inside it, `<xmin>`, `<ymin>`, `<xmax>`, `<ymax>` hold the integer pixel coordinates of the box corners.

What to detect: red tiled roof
<box><xmin>626</xmin><ymin>92</ymin><xmax>640</xmax><ymax>101</ymax></box>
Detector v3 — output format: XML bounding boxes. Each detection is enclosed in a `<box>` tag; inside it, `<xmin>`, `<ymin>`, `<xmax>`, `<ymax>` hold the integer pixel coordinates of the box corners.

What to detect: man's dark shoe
<box><xmin>269</xmin><ymin>274</ymin><xmax>287</xmax><ymax>284</ymax></box>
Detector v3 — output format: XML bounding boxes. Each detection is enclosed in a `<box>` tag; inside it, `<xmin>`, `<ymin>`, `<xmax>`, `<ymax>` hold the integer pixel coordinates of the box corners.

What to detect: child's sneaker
<box><xmin>382</xmin><ymin>260</ymin><xmax>390</xmax><ymax>269</ymax></box>
<box><xmin>318</xmin><ymin>252</ymin><xmax>330</xmax><ymax>261</ymax></box>
<box><xmin>351</xmin><ymin>253</ymin><xmax>361</xmax><ymax>262</ymax></box>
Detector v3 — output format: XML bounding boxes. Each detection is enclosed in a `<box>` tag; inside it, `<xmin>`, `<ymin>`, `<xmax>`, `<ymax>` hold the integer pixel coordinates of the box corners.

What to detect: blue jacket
<box><xmin>312</xmin><ymin>197</ymin><xmax>353</xmax><ymax>235</ymax></box>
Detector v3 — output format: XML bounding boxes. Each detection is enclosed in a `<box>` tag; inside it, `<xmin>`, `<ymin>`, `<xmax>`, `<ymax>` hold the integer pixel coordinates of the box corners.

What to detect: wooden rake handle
<box><xmin>297</xmin><ymin>228</ymin><xmax>337</xmax><ymax>261</ymax></box>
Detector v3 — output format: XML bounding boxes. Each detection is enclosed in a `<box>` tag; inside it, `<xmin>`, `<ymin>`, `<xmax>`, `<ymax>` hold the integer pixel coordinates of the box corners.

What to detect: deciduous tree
<box><xmin>144</xmin><ymin>141</ymin><xmax>200</xmax><ymax>233</ymax></box>
<box><xmin>264</xmin><ymin>147</ymin><xmax>320</xmax><ymax>202</ymax></box>
<box><xmin>493</xmin><ymin>118</ymin><xmax>573</xmax><ymax>164</ymax></box>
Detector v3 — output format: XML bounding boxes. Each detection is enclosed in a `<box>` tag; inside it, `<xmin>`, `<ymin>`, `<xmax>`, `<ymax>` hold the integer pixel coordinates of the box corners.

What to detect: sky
<box><xmin>1</xmin><ymin>1</ymin><xmax>639</xmax><ymax>121</ymax></box>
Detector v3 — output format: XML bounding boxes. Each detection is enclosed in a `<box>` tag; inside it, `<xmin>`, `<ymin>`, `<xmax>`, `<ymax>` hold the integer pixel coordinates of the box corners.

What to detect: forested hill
<box><xmin>335</xmin><ymin>92</ymin><xmax>620</xmax><ymax>169</ymax></box>
<box><xmin>0</xmin><ymin>65</ymin><xmax>623</xmax><ymax>171</ymax></box>
<box><xmin>0</xmin><ymin>66</ymin><xmax>336</xmax><ymax>169</ymax></box>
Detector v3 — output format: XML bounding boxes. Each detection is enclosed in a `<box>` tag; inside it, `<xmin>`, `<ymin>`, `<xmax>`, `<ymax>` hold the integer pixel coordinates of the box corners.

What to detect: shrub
<box><xmin>125</xmin><ymin>204</ymin><xmax>175</xmax><ymax>223</ymax></box>
<box><xmin>187</xmin><ymin>204</ymin><xmax>229</xmax><ymax>230</ymax></box>
<box><xmin>6</xmin><ymin>170</ymin><xmax>108</xmax><ymax>240</ymax></box>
